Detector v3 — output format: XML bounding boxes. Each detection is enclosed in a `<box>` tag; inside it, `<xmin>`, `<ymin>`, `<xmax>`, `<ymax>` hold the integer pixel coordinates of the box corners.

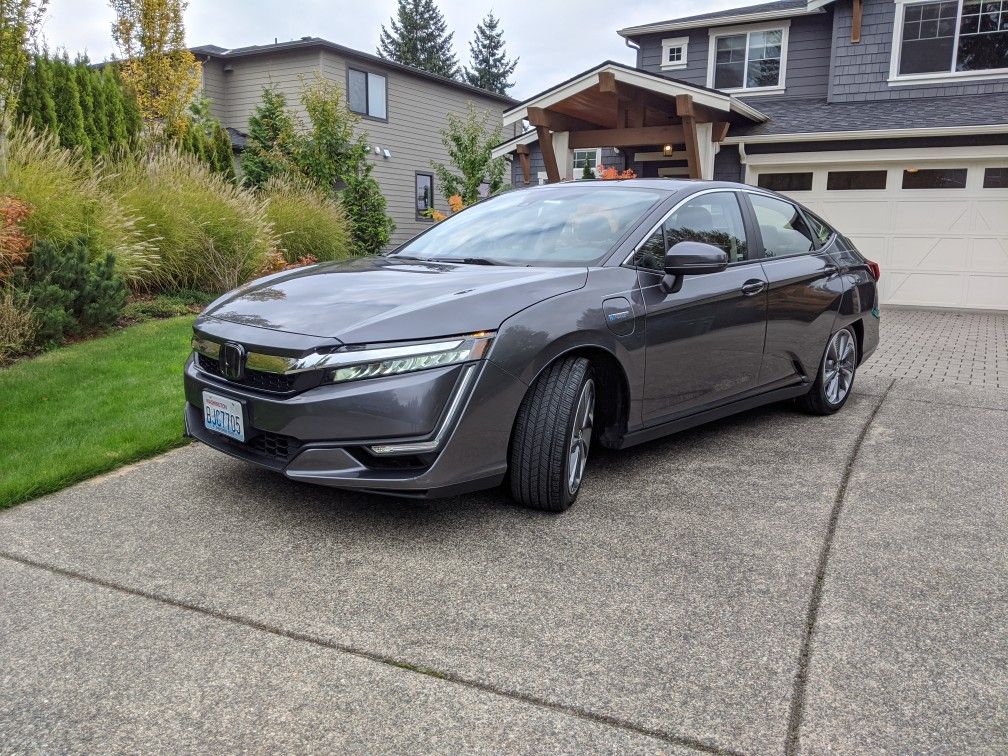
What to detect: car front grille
<box><xmin>197</xmin><ymin>353</ymin><xmax>298</xmax><ymax>393</ymax></box>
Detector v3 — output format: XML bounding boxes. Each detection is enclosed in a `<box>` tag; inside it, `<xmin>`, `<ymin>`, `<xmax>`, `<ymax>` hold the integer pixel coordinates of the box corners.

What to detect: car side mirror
<box><xmin>663</xmin><ymin>241</ymin><xmax>729</xmax><ymax>275</ymax></box>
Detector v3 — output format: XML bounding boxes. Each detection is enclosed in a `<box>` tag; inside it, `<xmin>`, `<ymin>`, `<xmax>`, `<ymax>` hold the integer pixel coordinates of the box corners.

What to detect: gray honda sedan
<box><xmin>184</xmin><ymin>179</ymin><xmax>879</xmax><ymax>511</ymax></box>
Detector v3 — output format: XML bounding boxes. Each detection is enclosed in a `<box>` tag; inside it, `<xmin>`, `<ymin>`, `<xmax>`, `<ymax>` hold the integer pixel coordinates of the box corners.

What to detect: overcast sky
<box><xmin>39</xmin><ymin>0</ymin><xmax>744</xmax><ymax>99</ymax></box>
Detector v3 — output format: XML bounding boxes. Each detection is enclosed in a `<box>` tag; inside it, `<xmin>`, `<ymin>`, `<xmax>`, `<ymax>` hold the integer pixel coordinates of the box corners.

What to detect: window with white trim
<box><xmin>572</xmin><ymin>148</ymin><xmax>600</xmax><ymax>177</ymax></box>
<box><xmin>661</xmin><ymin>36</ymin><xmax>689</xmax><ymax>70</ymax></box>
<box><xmin>893</xmin><ymin>0</ymin><xmax>1008</xmax><ymax>79</ymax></box>
<box><xmin>709</xmin><ymin>22</ymin><xmax>789</xmax><ymax>91</ymax></box>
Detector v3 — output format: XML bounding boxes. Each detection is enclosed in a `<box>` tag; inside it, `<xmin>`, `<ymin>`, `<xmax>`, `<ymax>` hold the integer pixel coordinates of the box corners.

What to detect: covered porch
<box><xmin>493</xmin><ymin>61</ymin><xmax>767</xmax><ymax>184</ymax></box>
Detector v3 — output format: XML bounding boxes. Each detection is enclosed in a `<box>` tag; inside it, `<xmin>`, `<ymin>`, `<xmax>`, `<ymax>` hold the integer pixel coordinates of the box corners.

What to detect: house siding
<box><xmin>633</xmin><ymin>11</ymin><xmax>834</xmax><ymax>100</ymax></box>
<box><xmin>202</xmin><ymin>46</ymin><xmax>510</xmax><ymax>248</ymax></box>
<box><xmin>509</xmin><ymin>145</ymin><xmax>625</xmax><ymax>186</ymax></box>
<box><xmin>713</xmin><ymin>145</ymin><xmax>743</xmax><ymax>182</ymax></box>
<box><xmin>829</xmin><ymin>0</ymin><xmax>1008</xmax><ymax>102</ymax></box>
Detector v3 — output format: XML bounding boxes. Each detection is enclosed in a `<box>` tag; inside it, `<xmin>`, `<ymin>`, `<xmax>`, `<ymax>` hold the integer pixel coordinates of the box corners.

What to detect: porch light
<box><xmin>663</xmin><ymin>144</ymin><xmax>673</xmax><ymax>157</ymax></box>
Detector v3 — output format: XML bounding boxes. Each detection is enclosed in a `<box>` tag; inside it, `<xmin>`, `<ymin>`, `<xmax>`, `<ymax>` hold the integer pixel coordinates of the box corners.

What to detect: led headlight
<box><xmin>329</xmin><ymin>332</ymin><xmax>493</xmax><ymax>384</ymax></box>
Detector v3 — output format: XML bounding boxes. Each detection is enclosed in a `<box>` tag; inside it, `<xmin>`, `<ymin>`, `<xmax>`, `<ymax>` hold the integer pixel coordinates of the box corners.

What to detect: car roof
<box><xmin>531</xmin><ymin>178</ymin><xmax>750</xmax><ymax>193</ymax></box>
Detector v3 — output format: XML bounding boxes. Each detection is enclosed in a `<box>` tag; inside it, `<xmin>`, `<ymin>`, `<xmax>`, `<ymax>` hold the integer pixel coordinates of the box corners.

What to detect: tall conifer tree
<box><xmin>378</xmin><ymin>0</ymin><xmax>459</xmax><ymax>80</ymax></box>
<box><xmin>463</xmin><ymin>12</ymin><xmax>517</xmax><ymax>95</ymax></box>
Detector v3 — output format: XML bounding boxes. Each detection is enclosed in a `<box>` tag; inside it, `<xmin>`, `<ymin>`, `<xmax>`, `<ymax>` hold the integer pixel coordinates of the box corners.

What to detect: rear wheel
<box><xmin>797</xmin><ymin>326</ymin><xmax>857</xmax><ymax>415</ymax></box>
<box><xmin>509</xmin><ymin>356</ymin><xmax>594</xmax><ymax>512</ymax></box>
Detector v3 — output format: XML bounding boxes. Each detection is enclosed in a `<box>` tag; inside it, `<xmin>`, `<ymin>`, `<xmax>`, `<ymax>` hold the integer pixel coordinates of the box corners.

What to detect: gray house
<box><xmin>493</xmin><ymin>0</ymin><xmax>1008</xmax><ymax>310</ymax></box>
<box><xmin>191</xmin><ymin>38</ymin><xmax>516</xmax><ymax>247</ymax></box>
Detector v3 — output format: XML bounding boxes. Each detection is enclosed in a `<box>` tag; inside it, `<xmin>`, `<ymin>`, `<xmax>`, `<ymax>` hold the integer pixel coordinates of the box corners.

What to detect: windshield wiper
<box><xmin>427</xmin><ymin>256</ymin><xmax>503</xmax><ymax>266</ymax></box>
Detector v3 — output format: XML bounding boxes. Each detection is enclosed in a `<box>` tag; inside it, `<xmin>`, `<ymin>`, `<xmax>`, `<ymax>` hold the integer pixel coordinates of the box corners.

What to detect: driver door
<box><xmin>635</xmin><ymin>190</ymin><xmax>768</xmax><ymax>425</ymax></box>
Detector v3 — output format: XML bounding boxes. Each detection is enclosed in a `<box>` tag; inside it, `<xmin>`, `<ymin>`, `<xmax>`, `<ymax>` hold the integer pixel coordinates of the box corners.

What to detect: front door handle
<box><xmin>741</xmin><ymin>279</ymin><xmax>767</xmax><ymax>296</ymax></box>
<box><xmin>823</xmin><ymin>264</ymin><xmax>839</xmax><ymax>277</ymax></box>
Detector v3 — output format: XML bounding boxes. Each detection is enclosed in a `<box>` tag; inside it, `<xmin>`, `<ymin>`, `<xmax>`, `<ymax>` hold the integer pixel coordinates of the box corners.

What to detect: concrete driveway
<box><xmin>2</xmin><ymin>309</ymin><xmax>1006</xmax><ymax>754</ymax></box>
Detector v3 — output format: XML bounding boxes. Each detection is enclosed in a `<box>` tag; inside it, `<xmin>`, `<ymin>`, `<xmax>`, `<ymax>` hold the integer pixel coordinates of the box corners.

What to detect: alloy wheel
<box><xmin>567</xmin><ymin>379</ymin><xmax>595</xmax><ymax>495</ymax></box>
<box><xmin>823</xmin><ymin>329</ymin><xmax>856</xmax><ymax>405</ymax></box>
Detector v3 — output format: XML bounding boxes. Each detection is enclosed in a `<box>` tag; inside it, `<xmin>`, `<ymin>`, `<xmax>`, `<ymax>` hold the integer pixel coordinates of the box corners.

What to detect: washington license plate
<box><xmin>203</xmin><ymin>391</ymin><xmax>245</xmax><ymax>442</ymax></box>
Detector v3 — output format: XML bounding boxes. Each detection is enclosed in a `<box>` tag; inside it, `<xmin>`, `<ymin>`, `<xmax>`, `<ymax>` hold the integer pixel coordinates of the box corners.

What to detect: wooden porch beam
<box><xmin>712</xmin><ymin>122</ymin><xmax>730</xmax><ymax>142</ymax></box>
<box><xmin>515</xmin><ymin>143</ymin><xmax>531</xmax><ymax>184</ymax></box>
<box><xmin>568</xmin><ymin>125</ymin><xmax>685</xmax><ymax>149</ymax></box>
<box><xmin>526</xmin><ymin>106</ymin><xmax>601</xmax><ymax>132</ymax></box>
<box><xmin>535</xmin><ymin>125</ymin><xmax>561</xmax><ymax>184</ymax></box>
<box><xmin>852</xmin><ymin>0</ymin><xmax>863</xmax><ymax>42</ymax></box>
<box><xmin>677</xmin><ymin>95</ymin><xmax>702</xmax><ymax>179</ymax></box>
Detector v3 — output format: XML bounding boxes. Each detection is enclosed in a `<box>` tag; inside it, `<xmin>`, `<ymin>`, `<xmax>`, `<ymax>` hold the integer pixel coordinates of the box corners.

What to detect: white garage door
<box><xmin>751</xmin><ymin>159</ymin><xmax>1008</xmax><ymax>310</ymax></box>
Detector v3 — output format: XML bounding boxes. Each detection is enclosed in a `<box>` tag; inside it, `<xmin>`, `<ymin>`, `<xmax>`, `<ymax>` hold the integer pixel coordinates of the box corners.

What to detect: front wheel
<box><xmin>509</xmin><ymin>356</ymin><xmax>595</xmax><ymax>512</ymax></box>
<box><xmin>797</xmin><ymin>326</ymin><xmax>857</xmax><ymax>415</ymax></box>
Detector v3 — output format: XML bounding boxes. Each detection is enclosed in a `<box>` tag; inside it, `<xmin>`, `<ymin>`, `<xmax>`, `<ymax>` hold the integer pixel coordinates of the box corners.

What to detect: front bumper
<box><xmin>183</xmin><ymin>355</ymin><xmax>526</xmax><ymax>498</ymax></box>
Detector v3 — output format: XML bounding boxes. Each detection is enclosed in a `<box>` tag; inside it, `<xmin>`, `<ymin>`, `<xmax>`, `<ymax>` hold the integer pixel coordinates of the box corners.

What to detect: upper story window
<box><xmin>892</xmin><ymin>0</ymin><xmax>1008</xmax><ymax>83</ymax></box>
<box><xmin>708</xmin><ymin>21</ymin><xmax>790</xmax><ymax>93</ymax></box>
<box><xmin>348</xmin><ymin>68</ymin><xmax>387</xmax><ymax>120</ymax></box>
<box><xmin>661</xmin><ymin>36</ymin><xmax>689</xmax><ymax>70</ymax></box>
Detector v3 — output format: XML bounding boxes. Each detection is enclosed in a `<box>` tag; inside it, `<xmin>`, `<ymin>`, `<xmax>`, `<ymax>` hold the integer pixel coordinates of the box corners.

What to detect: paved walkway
<box><xmin>1</xmin><ymin>309</ymin><xmax>1006</xmax><ymax>753</ymax></box>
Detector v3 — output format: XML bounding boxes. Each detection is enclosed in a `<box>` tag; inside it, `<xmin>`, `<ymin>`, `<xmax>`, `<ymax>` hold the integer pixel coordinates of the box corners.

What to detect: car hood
<box><xmin>201</xmin><ymin>256</ymin><xmax>588</xmax><ymax>343</ymax></box>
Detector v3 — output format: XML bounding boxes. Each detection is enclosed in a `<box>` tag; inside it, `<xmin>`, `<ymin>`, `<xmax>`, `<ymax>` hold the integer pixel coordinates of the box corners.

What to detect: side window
<box><xmin>633</xmin><ymin>227</ymin><xmax>666</xmax><ymax>270</ymax></box>
<box><xmin>663</xmin><ymin>192</ymin><xmax>748</xmax><ymax>262</ymax></box>
<box><xmin>748</xmin><ymin>194</ymin><xmax>815</xmax><ymax>258</ymax></box>
<box><xmin>803</xmin><ymin>210</ymin><xmax>834</xmax><ymax>247</ymax></box>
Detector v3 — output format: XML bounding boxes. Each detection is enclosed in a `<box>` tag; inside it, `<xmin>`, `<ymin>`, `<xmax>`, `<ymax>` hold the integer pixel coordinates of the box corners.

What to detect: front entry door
<box><xmin>636</xmin><ymin>190</ymin><xmax>768</xmax><ymax>425</ymax></box>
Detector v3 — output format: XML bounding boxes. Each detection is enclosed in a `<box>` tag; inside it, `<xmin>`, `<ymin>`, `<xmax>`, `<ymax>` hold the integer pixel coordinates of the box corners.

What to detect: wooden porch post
<box><xmin>535</xmin><ymin>125</ymin><xmax>561</xmax><ymax>184</ymax></box>
<box><xmin>516</xmin><ymin>143</ymin><xmax>531</xmax><ymax>185</ymax></box>
<box><xmin>676</xmin><ymin>95</ymin><xmax>702</xmax><ymax>179</ymax></box>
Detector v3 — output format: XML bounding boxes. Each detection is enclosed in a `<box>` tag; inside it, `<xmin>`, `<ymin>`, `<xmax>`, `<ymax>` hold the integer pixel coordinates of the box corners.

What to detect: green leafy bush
<box><xmin>120</xmin><ymin>289</ymin><xmax>211</xmax><ymax>324</ymax></box>
<box><xmin>113</xmin><ymin>148</ymin><xmax>276</xmax><ymax>293</ymax></box>
<box><xmin>264</xmin><ymin>176</ymin><xmax>352</xmax><ymax>263</ymax></box>
<box><xmin>342</xmin><ymin>174</ymin><xmax>394</xmax><ymax>255</ymax></box>
<box><xmin>0</xmin><ymin>126</ymin><xmax>154</xmax><ymax>283</ymax></box>
<box><xmin>12</xmin><ymin>238</ymin><xmax>127</xmax><ymax>347</ymax></box>
<box><xmin>0</xmin><ymin>290</ymin><xmax>38</xmax><ymax>364</ymax></box>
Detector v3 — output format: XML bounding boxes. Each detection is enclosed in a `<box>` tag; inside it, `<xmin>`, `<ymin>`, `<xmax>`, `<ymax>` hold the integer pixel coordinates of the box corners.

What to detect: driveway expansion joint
<box><xmin>0</xmin><ymin>550</ymin><xmax>743</xmax><ymax>756</ymax></box>
<box><xmin>783</xmin><ymin>379</ymin><xmax>896</xmax><ymax>755</ymax></box>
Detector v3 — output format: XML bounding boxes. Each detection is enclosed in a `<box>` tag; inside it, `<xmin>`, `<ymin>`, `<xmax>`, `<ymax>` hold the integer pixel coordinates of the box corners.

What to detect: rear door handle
<box><xmin>741</xmin><ymin>279</ymin><xmax>767</xmax><ymax>296</ymax></box>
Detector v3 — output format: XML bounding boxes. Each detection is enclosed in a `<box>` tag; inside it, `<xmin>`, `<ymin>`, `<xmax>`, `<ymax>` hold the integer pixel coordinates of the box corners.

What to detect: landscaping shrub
<box><xmin>12</xmin><ymin>238</ymin><xmax>127</xmax><ymax>347</ymax></box>
<box><xmin>0</xmin><ymin>196</ymin><xmax>33</xmax><ymax>282</ymax></box>
<box><xmin>342</xmin><ymin>174</ymin><xmax>395</xmax><ymax>255</ymax></box>
<box><xmin>0</xmin><ymin>290</ymin><xmax>37</xmax><ymax>364</ymax></box>
<box><xmin>120</xmin><ymin>289</ymin><xmax>211</xmax><ymax>324</ymax></box>
<box><xmin>264</xmin><ymin>175</ymin><xmax>352</xmax><ymax>263</ymax></box>
<box><xmin>113</xmin><ymin>148</ymin><xmax>276</xmax><ymax>293</ymax></box>
<box><xmin>0</xmin><ymin>126</ymin><xmax>154</xmax><ymax>283</ymax></box>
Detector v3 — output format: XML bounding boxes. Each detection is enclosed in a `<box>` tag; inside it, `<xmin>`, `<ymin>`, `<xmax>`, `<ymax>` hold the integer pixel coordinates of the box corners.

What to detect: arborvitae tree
<box><xmin>211</xmin><ymin>121</ymin><xmax>235</xmax><ymax>181</ymax></box>
<box><xmin>120</xmin><ymin>71</ymin><xmax>143</xmax><ymax>144</ymax></box>
<box><xmin>14</xmin><ymin>55</ymin><xmax>38</xmax><ymax>124</ymax></box>
<box><xmin>74</xmin><ymin>61</ymin><xmax>102</xmax><ymax>158</ymax></box>
<box><xmin>463</xmin><ymin>12</ymin><xmax>517</xmax><ymax>95</ymax></box>
<box><xmin>34</xmin><ymin>55</ymin><xmax>58</xmax><ymax>133</ymax></box>
<box><xmin>240</xmin><ymin>86</ymin><xmax>300</xmax><ymax>189</ymax></box>
<box><xmin>378</xmin><ymin>0</ymin><xmax>459</xmax><ymax>80</ymax></box>
<box><xmin>51</xmin><ymin>56</ymin><xmax>89</xmax><ymax>154</ymax></box>
<box><xmin>102</xmin><ymin>67</ymin><xmax>130</xmax><ymax>150</ymax></box>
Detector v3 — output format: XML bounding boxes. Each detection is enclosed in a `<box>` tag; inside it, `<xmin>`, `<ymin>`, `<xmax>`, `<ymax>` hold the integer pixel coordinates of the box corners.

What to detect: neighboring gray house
<box><xmin>191</xmin><ymin>38</ymin><xmax>516</xmax><ymax>247</ymax></box>
<box><xmin>494</xmin><ymin>0</ymin><xmax>1008</xmax><ymax>310</ymax></box>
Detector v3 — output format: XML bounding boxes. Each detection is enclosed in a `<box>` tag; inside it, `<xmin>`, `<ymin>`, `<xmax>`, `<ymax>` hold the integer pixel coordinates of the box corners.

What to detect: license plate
<box><xmin>203</xmin><ymin>391</ymin><xmax>245</xmax><ymax>442</ymax></box>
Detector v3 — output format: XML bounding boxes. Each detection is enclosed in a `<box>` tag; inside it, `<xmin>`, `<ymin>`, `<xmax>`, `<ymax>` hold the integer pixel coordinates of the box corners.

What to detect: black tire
<box><xmin>509</xmin><ymin>356</ymin><xmax>595</xmax><ymax>512</ymax></box>
<box><xmin>797</xmin><ymin>325</ymin><xmax>858</xmax><ymax>415</ymax></box>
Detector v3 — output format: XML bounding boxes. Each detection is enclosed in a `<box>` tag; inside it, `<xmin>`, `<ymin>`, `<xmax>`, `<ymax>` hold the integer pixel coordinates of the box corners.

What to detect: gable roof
<box><xmin>618</xmin><ymin>0</ymin><xmax>832</xmax><ymax>38</ymax></box>
<box><xmin>191</xmin><ymin>37</ymin><xmax>516</xmax><ymax>106</ymax></box>
<box><xmin>503</xmin><ymin>60</ymin><xmax>767</xmax><ymax>128</ymax></box>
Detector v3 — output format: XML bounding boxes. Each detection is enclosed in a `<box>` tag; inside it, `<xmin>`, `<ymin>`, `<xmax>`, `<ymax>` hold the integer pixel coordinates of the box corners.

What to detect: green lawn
<box><xmin>0</xmin><ymin>317</ymin><xmax>195</xmax><ymax>508</ymax></box>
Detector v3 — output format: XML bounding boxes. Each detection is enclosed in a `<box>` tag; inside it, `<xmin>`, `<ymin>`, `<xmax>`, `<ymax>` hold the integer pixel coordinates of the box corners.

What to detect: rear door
<box><xmin>635</xmin><ymin>190</ymin><xmax>768</xmax><ymax>425</ymax></box>
<box><xmin>741</xmin><ymin>191</ymin><xmax>847</xmax><ymax>385</ymax></box>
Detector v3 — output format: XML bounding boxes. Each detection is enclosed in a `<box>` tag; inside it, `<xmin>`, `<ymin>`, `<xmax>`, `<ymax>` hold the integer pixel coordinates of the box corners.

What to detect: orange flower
<box><xmin>431</xmin><ymin>210</ymin><xmax>448</xmax><ymax>222</ymax></box>
<box><xmin>448</xmin><ymin>195</ymin><xmax>465</xmax><ymax>214</ymax></box>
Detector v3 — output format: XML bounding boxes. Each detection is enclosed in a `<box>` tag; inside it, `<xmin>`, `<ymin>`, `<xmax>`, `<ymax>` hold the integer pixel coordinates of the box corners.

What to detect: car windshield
<box><xmin>393</xmin><ymin>185</ymin><xmax>665</xmax><ymax>267</ymax></box>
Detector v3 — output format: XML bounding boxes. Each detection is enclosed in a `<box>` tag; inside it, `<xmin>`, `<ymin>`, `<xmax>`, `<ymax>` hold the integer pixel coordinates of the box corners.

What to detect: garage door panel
<box><xmin>964</xmin><ymin>275</ymin><xmax>1008</xmax><ymax>309</ymax></box>
<box><xmin>846</xmin><ymin>235</ymin><xmax>889</xmax><ymax>264</ymax></box>
<box><xmin>975</xmin><ymin>201</ymin><xmax>1008</xmax><ymax>234</ymax></box>
<box><xmin>886</xmin><ymin>271</ymin><xmax>965</xmax><ymax>307</ymax></box>
<box><xmin>815</xmin><ymin>201</ymin><xmax>892</xmax><ymax>234</ymax></box>
<box><xmin>892</xmin><ymin>200</ymin><xmax>972</xmax><ymax>234</ymax></box>
<box><xmin>971</xmin><ymin>238</ymin><xmax>1008</xmax><ymax>274</ymax></box>
<box><xmin>890</xmin><ymin>236</ymin><xmax>969</xmax><ymax>271</ymax></box>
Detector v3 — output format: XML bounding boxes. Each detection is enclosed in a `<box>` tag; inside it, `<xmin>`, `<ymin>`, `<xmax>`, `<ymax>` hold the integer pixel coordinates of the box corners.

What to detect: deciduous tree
<box><xmin>430</xmin><ymin>103</ymin><xmax>506</xmax><ymax>206</ymax></box>
<box><xmin>109</xmin><ymin>0</ymin><xmax>201</xmax><ymax>132</ymax></box>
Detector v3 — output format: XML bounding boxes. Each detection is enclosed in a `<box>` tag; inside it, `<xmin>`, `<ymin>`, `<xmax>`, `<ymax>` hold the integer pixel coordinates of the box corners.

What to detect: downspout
<box><xmin>737</xmin><ymin>140</ymin><xmax>748</xmax><ymax>184</ymax></box>
<box><xmin>624</xmin><ymin>36</ymin><xmax>642</xmax><ymax>174</ymax></box>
